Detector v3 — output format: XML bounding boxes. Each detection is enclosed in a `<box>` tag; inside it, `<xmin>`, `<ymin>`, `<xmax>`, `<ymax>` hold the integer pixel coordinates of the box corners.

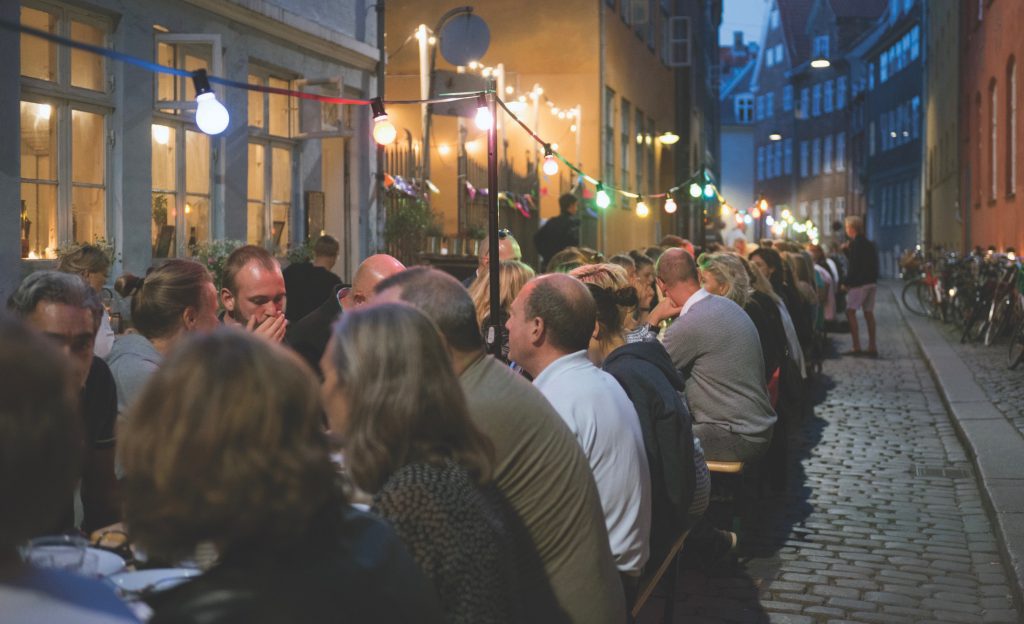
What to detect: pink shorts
<box><xmin>846</xmin><ymin>284</ymin><xmax>877</xmax><ymax>312</ymax></box>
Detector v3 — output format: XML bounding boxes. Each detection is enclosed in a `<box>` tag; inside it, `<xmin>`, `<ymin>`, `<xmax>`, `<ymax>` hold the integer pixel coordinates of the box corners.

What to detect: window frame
<box><xmin>1008</xmin><ymin>58</ymin><xmax>1017</xmax><ymax>197</ymax></box>
<box><xmin>153</xmin><ymin>32</ymin><xmax>224</xmax><ymax>113</ymax></box>
<box><xmin>150</xmin><ymin>120</ymin><xmax>214</xmax><ymax>257</ymax></box>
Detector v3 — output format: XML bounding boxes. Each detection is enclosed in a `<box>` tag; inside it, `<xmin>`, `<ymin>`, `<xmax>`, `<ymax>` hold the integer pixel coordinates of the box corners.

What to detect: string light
<box><xmin>596</xmin><ymin>184</ymin><xmax>611</xmax><ymax>209</ymax></box>
<box><xmin>635</xmin><ymin>198</ymin><xmax>650</xmax><ymax>218</ymax></box>
<box><xmin>703</xmin><ymin>184</ymin><xmax>715</xmax><ymax>199</ymax></box>
<box><xmin>191</xmin><ymin>69</ymin><xmax>229</xmax><ymax>135</ymax></box>
<box><xmin>474</xmin><ymin>94</ymin><xmax>493</xmax><ymax>131</ymax></box>
<box><xmin>370</xmin><ymin>97</ymin><xmax>397</xmax><ymax>146</ymax></box>
<box><xmin>720</xmin><ymin>203</ymin><xmax>732</xmax><ymax>218</ymax></box>
<box><xmin>689</xmin><ymin>183</ymin><xmax>702</xmax><ymax>198</ymax></box>
<box><xmin>542</xmin><ymin>144</ymin><xmax>559</xmax><ymax>176</ymax></box>
<box><xmin>664</xmin><ymin>197</ymin><xmax>677</xmax><ymax>214</ymax></box>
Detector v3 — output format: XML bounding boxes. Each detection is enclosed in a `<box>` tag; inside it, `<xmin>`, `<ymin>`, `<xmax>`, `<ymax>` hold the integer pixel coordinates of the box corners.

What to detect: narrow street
<box><xmin>652</xmin><ymin>285</ymin><xmax>1023</xmax><ymax>623</ymax></box>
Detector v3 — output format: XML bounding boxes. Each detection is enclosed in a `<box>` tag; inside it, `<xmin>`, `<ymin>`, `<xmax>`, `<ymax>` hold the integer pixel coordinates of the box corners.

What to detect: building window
<box><xmin>155</xmin><ymin>33</ymin><xmax>223</xmax><ymax>116</ymax></box>
<box><xmin>813</xmin><ymin>35</ymin><xmax>830</xmax><ymax>59</ymax></box>
<box><xmin>824</xmin><ymin>80</ymin><xmax>834</xmax><ymax>113</ymax></box>
<box><xmin>910</xmin><ymin>25</ymin><xmax>920</xmax><ymax>62</ymax></box>
<box><xmin>1008</xmin><ymin>58</ymin><xmax>1017</xmax><ymax>196</ymax></box>
<box><xmin>822</xmin><ymin>198</ymin><xmax>832</xmax><ymax>231</ymax></box>
<box><xmin>620</xmin><ymin>98</ymin><xmax>631</xmax><ymax>194</ymax></box>
<box><xmin>248</xmin><ymin>68</ymin><xmax>298</xmax><ymax>138</ymax></box>
<box><xmin>798</xmin><ymin>201</ymin><xmax>808</xmax><ymax>219</ymax></box>
<box><xmin>869</xmin><ymin>120</ymin><xmax>876</xmax><ymax>155</ymax></box>
<box><xmin>800</xmin><ymin>88</ymin><xmax>809</xmax><ymax>118</ymax></box>
<box><xmin>835</xmin><ymin>196</ymin><xmax>845</xmax><ymax>225</ymax></box>
<box><xmin>784</xmin><ymin>138</ymin><xmax>793</xmax><ymax>175</ymax></box>
<box><xmin>869</xmin><ymin>62</ymin><xmax>876</xmax><ymax>90</ymax></box>
<box><xmin>247</xmin><ymin>142</ymin><xmax>293</xmax><ymax>253</ymax></box>
<box><xmin>757</xmin><ymin>146</ymin><xmax>765</xmax><ymax>181</ymax></box>
<box><xmin>812</xmin><ymin>137</ymin><xmax>821</xmax><ymax>175</ymax></box>
<box><xmin>20</xmin><ymin>4</ymin><xmax>112</xmax><ymax>259</ymax></box>
<box><xmin>665</xmin><ymin>16</ymin><xmax>691</xmax><ymax>67</ymax></box>
<box><xmin>811</xmin><ymin>200</ymin><xmax>820</xmax><ymax>230</ymax></box>
<box><xmin>755</xmin><ymin>95</ymin><xmax>763</xmax><ymax>121</ymax></box>
<box><xmin>766</xmin><ymin>47</ymin><xmax>774</xmax><ymax>68</ymax></box>
<box><xmin>836</xmin><ymin>133</ymin><xmax>846</xmax><ymax>171</ymax></box>
<box><xmin>769</xmin><ymin>8</ymin><xmax>779</xmax><ymax>29</ymax></box>
<box><xmin>766</xmin><ymin>92</ymin><xmax>774</xmax><ymax>118</ymax></box>
<box><xmin>783</xmin><ymin>85</ymin><xmax>793</xmax><ymax>112</ymax></box>
<box><xmin>837</xmin><ymin>76</ymin><xmax>847</xmax><ymax>109</ymax></box>
<box><xmin>774</xmin><ymin>142</ymin><xmax>783</xmax><ymax>178</ymax></box>
<box><xmin>775</xmin><ymin>44</ymin><xmax>783</xmax><ymax>65</ymax></box>
<box><xmin>812</xmin><ymin>84</ymin><xmax>821</xmax><ymax>117</ymax></box>
<box><xmin>151</xmin><ymin>125</ymin><xmax>211</xmax><ymax>257</ymax></box>
<box><xmin>823</xmin><ymin>135</ymin><xmax>833</xmax><ymax>173</ymax></box>
<box><xmin>800</xmin><ymin>141</ymin><xmax>809</xmax><ymax>177</ymax></box>
<box><xmin>604</xmin><ymin>88</ymin><xmax>616</xmax><ymax>185</ymax></box>
<box><xmin>735</xmin><ymin>94</ymin><xmax>754</xmax><ymax>123</ymax></box>
<box><xmin>990</xmin><ymin>80</ymin><xmax>998</xmax><ymax>200</ymax></box>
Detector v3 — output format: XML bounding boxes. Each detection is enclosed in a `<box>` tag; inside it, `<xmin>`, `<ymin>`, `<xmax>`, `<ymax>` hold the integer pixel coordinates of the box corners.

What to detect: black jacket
<box><xmin>533</xmin><ymin>214</ymin><xmax>579</xmax><ymax>269</ymax></box>
<box><xmin>147</xmin><ymin>501</ymin><xmax>444</xmax><ymax>624</ymax></box>
<box><xmin>284</xmin><ymin>286</ymin><xmax>346</xmax><ymax>376</ymax></box>
<box><xmin>745</xmin><ymin>291</ymin><xmax>787</xmax><ymax>382</ymax></box>
<box><xmin>603</xmin><ymin>342</ymin><xmax>696</xmax><ymax>566</ymax></box>
<box><xmin>844</xmin><ymin>235</ymin><xmax>879</xmax><ymax>287</ymax></box>
<box><xmin>282</xmin><ymin>261</ymin><xmax>343</xmax><ymax>322</ymax></box>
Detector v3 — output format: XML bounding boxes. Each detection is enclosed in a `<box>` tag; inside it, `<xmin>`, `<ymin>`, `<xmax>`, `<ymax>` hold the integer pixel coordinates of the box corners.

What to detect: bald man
<box><xmin>285</xmin><ymin>254</ymin><xmax>405</xmax><ymax>375</ymax></box>
<box><xmin>506</xmin><ymin>274</ymin><xmax>651</xmax><ymax>595</ymax></box>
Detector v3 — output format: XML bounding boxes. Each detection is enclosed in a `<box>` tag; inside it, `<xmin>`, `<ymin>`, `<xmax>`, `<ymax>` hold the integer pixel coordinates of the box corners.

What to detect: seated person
<box><xmin>8</xmin><ymin>271</ymin><xmax>120</xmax><ymax>531</ymax></box>
<box><xmin>119</xmin><ymin>330</ymin><xmax>442</xmax><ymax>623</ymax></box>
<box><xmin>219</xmin><ymin>245</ymin><xmax>288</xmax><ymax>343</ymax></box>
<box><xmin>0</xmin><ymin>315</ymin><xmax>138</xmax><ymax>623</ymax></box>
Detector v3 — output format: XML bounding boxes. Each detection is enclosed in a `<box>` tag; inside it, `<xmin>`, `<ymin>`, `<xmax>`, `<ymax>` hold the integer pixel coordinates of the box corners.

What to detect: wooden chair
<box><xmin>707</xmin><ymin>461</ymin><xmax>747</xmax><ymax>535</ymax></box>
<box><xmin>631</xmin><ymin>530</ymin><xmax>689</xmax><ymax>620</ymax></box>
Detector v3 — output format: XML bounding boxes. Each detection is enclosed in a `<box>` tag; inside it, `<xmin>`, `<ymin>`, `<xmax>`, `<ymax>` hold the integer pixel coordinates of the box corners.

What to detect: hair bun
<box><xmin>114</xmin><ymin>273</ymin><xmax>145</xmax><ymax>298</ymax></box>
<box><xmin>614</xmin><ymin>286</ymin><xmax>639</xmax><ymax>307</ymax></box>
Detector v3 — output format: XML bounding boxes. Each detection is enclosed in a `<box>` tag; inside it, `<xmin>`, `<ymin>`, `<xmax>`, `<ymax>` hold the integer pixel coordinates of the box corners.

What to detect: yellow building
<box><xmin>385</xmin><ymin>0</ymin><xmax>689</xmax><ymax>260</ymax></box>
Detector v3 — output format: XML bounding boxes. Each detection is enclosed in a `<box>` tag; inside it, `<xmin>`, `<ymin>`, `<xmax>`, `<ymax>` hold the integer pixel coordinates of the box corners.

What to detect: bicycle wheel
<box><xmin>961</xmin><ymin>306</ymin><xmax>987</xmax><ymax>343</ymax></box>
<box><xmin>986</xmin><ymin>296</ymin><xmax>1014</xmax><ymax>346</ymax></box>
<box><xmin>1009</xmin><ymin>320</ymin><xmax>1024</xmax><ymax>369</ymax></box>
<box><xmin>902</xmin><ymin>279</ymin><xmax>929</xmax><ymax>317</ymax></box>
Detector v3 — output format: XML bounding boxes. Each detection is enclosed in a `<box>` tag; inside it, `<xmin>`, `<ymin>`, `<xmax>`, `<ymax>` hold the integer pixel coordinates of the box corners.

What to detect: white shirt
<box><xmin>533</xmin><ymin>351</ymin><xmax>652</xmax><ymax>574</ymax></box>
<box><xmin>682</xmin><ymin>287</ymin><xmax>711</xmax><ymax>317</ymax></box>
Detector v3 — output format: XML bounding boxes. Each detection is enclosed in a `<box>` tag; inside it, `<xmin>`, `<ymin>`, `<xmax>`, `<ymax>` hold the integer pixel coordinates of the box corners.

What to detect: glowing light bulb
<box><xmin>152</xmin><ymin>125</ymin><xmax>170</xmax><ymax>145</ymax></box>
<box><xmin>744</xmin><ymin>214</ymin><xmax>753</xmax><ymax>225</ymax></box>
<box><xmin>428</xmin><ymin>36</ymin><xmax>437</xmax><ymax>45</ymax></box>
<box><xmin>191</xmin><ymin>70</ymin><xmax>229</xmax><ymax>135</ymax></box>
<box><xmin>689</xmin><ymin>183</ymin><xmax>702</xmax><ymax>198</ymax></box>
<box><xmin>636</xmin><ymin>199</ymin><xmax>650</xmax><ymax>218</ymax></box>
<box><xmin>720</xmin><ymin>203</ymin><xmax>732</xmax><ymax>218</ymax></box>
<box><xmin>438</xmin><ymin>144</ymin><xmax>451</xmax><ymax>156</ymax></box>
<box><xmin>664</xmin><ymin>197</ymin><xmax>678</xmax><ymax>214</ymax></box>
<box><xmin>474</xmin><ymin>95</ymin><xmax>493</xmax><ymax>131</ymax></box>
<box><xmin>35</xmin><ymin>103</ymin><xmax>52</xmax><ymax>121</ymax></box>
<box><xmin>184</xmin><ymin>203</ymin><xmax>192</xmax><ymax>214</ymax></box>
<box><xmin>542</xmin><ymin>153</ymin><xmax>559</xmax><ymax>176</ymax></box>
<box><xmin>751</xmin><ymin>206</ymin><xmax>762</xmax><ymax>219</ymax></box>
<box><xmin>370</xmin><ymin>97</ymin><xmax>397</xmax><ymax>146</ymax></box>
<box><xmin>765</xmin><ymin>215</ymin><xmax>775</xmax><ymax>226</ymax></box>
<box><xmin>703</xmin><ymin>184</ymin><xmax>715</xmax><ymax>199</ymax></box>
<box><xmin>505</xmin><ymin>86</ymin><xmax>514</xmax><ymax>94</ymax></box>
<box><xmin>596</xmin><ymin>185</ymin><xmax>611</xmax><ymax>209</ymax></box>
<box><xmin>570</xmin><ymin>124</ymin><xmax>577</xmax><ymax>132</ymax></box>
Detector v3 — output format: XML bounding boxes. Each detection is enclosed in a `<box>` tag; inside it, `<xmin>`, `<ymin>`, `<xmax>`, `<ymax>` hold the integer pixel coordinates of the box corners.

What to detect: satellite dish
<box><xmin>440</xmin><ymin>13</ymin><xmax>490</xmax><ymax>67</ymax></box>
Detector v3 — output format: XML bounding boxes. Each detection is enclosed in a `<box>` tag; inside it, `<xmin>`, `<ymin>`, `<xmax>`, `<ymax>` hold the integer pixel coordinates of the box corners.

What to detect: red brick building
<box><xmin>960</xmin><ymin>0</ymin><xmax>1023</xmax><ymax>253</ymax></box>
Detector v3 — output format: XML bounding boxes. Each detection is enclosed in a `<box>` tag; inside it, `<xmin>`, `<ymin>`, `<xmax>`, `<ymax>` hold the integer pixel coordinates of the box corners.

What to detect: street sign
<box><xmin>439</xmin><ymin>13</ymin><xmax>489</xmax><ymax>67</ymax></box>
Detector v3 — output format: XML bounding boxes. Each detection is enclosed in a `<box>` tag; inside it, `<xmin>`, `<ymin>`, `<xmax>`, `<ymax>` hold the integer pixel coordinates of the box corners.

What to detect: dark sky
<box><xmin>720</xmin><ymin>0</ymin><xmax>768</xmax><ymax>47</ymax></box>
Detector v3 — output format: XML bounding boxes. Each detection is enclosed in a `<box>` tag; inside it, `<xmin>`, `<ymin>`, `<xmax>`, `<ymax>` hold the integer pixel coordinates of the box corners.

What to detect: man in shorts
<box><xmin>841</xmin><ymin>215</ymin><xmax>879</xmax><ymax>356</ymax></box>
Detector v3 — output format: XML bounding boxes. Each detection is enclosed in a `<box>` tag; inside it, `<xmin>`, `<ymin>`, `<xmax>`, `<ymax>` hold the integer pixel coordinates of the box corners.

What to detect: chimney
<box><xmin>733</xmin><ymin>31</ymin><xmax>744</xmax><ymax>50</ymax></box>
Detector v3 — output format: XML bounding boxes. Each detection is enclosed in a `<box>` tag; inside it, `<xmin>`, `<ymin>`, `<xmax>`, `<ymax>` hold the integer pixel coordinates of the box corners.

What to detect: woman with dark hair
<box><xmin>570</xmin><ymin>263</ymin><xmax>709</xmax><ymax>569</ymax></box>
<box><xmin>120</xmin><ymin>330</ymin><xmax>441</xmax><ymax>623</ymax></box>
<box><xmin>107</xmin><ymin>260</ymin><xmax>219</xmax><ymax>419</ymax></box>
<box><xmin>57</xmin><ymin>244</ymin><xmax>115</xmax><ymax>357</ymax></box>
<box><xmin>749</xmin><ymin>246</ymin><xmax>813</xmax><ymax>352</ymax></box>
<box><xmin>322</xmin><ymin>303</ymin><xmax>564</xmax><ymax>624</ymax></box>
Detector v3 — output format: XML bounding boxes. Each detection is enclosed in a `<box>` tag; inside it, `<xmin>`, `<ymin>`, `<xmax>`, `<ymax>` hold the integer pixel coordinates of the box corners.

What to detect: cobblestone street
<box><xmin>647</xmin><ymin>289</ymin><xmax>1023</xmax><ymax>623</ymax></box>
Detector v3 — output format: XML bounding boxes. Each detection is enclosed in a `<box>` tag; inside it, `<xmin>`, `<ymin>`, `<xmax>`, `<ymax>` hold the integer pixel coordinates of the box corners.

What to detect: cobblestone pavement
<box><xmin>931</xmin><ymin>320</ymin><xmax>1024</xmax><ymax>437</ymax></box>
<box><xmin>643</xmin><ymin>292</ymin><xmax>1022</xmax><ymax>623</ymax></box>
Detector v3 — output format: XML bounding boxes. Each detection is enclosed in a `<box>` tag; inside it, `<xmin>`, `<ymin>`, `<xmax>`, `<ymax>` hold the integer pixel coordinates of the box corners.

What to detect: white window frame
<box><xmin>150</xmin><ymin>121</ymin><xmax>214</xmax><ymax>257</ymax></box>
<box><xmin>666</xmin><ymin>16</ymin><xmax>691</xmax><ymax>68</ymax></box>
<box><xmin>153</xmin><ymin>33</ymin><xmax>224</xmax><ymax>113</ymax></box>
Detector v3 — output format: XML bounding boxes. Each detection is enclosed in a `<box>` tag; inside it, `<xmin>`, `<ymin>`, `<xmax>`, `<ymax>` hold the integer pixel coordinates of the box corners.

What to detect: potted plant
<box><xmin>190</xmin><ymin>239</ymin><xmax>246</xmax><ymax>292</ymax></box>
<box><xmin>464</xmin><ymin>224</ymin><xmax>486</xmax><ymax>257</ymax></box>
<box><xmin>384</xmin><ymin>198</ymin><xmax>440</xmax><ymax>265</ymax></box>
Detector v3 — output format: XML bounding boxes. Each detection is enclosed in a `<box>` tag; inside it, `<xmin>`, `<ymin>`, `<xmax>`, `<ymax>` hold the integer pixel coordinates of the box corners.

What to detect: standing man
<box><xmin>220</xmin><ymin>245</ymin><xmax>289</xmax><ymax>342</ymax></box>
<box><xmin>534</xmin><ymin>194</ymin><xmax>580</xmax><ymax>272</ymax></box>
<box><xmin>841</xmin><ymin>215</ymin><xmax>879</xmax><ymax>356</ymax></box>
<box><xmin>282</xmin><ymin>235</ymin><xmax>343</xmax><ymax>322</ymax></box>
<box><xmin>506</xmin><ymin>273</ymin><xmax>651</xmax><ymax>599</ymax></box>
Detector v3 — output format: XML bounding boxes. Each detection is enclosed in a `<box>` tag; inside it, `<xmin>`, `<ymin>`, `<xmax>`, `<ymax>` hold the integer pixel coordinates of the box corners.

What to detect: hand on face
<box><xmin>246</xmin><ymin>310</ymin><xmax>288</xmax><ymax>343</ymax></box>
<box><xmin>647</xmin><ymin>293</ymin><xmax>682</xmax><ymax>326</ymax></box>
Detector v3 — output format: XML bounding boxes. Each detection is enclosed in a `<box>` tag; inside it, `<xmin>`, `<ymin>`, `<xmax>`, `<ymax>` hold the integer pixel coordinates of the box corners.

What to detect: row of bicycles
<box><xmin>900</xmin><ymin>247</ymin><xmax>1024</xmax><ymax>369</ymax></box>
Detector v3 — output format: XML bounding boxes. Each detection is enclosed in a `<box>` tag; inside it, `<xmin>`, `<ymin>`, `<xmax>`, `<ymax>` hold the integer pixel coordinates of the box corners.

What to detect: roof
<box><xmin>721</xmin><ymin>59</ymin><xmax>756</xmax><ymax>100</ymax></box>
<box><xmin>828</xmin><ymin>0</ymin><xmax>888</xmax><ymax>20</ymax></box>
<box><xmin>778</xmin><ymin>0</ymin><xmax>815</xmax><ymax>63</ymax></box>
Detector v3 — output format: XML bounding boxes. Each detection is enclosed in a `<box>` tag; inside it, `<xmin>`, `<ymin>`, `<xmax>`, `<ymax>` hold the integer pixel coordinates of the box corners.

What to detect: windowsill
<box><xmin>1006</xmin><ymin>192</ymin><xmax>1016</xmax><ymax>200</ymax></box>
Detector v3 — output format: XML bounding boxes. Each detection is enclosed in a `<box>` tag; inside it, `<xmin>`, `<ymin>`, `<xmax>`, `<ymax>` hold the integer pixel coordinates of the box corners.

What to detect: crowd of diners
<box><xmin>1</xmin><ymin>210</ymin><xmax>869</xmax><ymax>623</ymax></box>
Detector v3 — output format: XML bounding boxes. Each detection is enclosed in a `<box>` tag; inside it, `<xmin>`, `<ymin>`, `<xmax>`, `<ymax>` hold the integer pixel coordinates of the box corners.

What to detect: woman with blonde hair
<box><xmin>57</xmin><ymin>244</ymin><xmax>115</xmax><ymax>357</ymax></box>
<box><xmin>570</xmin><ymin>263</ymin><xmax>710</xmax><ymax>565</ymax></box>
<box><xmin>121</xmin><ymin>330</ymin><xmax>441</xmax><ymax>623</ymax></box>
<box><xmin>468</xmin><ymin>260</ymin><xmax>534</xmax><ymax>362</ymax></box>
<box><xmin>107</xmin><ymin>259</ymin><xmax>219</xmax><ymax>418</ymax></box>
<box><xmin>322</xmin><ymin>303</ymin><xmax>564</xmax><ymax>623</ymax></box>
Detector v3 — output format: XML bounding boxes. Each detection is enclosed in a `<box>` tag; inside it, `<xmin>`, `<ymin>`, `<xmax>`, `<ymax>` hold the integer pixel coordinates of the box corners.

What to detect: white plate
<box><xmin>108</xmin><ymin>568</ymin><xmax>200</xmax><ymax>594</ymax></box>
<box><xmin>88</xmin><ymin>547</ymin><xmax>126</xmax><ymax>577</ymax></box>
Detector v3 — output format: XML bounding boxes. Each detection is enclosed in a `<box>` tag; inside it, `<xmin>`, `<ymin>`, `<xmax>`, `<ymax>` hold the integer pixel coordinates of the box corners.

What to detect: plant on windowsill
<box><xmin>383</xmin><ymin>198</ymin><xmax>441</xmax><ymax>265</ymax></box>
<box><xmin>464</xmin><ymin>224</ymin><xmax>487</xmax><ymax>257</ymax></box>
<box><xmin>425</xmin><ymin>222</ymin><xmax>444</xmax><ymax>255</ymax></box>
<box><xmin>190</xmin><ymin>239</ymin><xmax>246</xmax><ymax>292</ymax></box>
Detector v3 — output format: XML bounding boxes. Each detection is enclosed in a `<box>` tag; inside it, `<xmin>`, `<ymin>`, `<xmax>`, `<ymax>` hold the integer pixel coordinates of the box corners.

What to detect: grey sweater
<box><xmin>105</xmin><ymin>333</ymin><xmax>162</xmax><ymax>418</ymax></box>
<box><xmin>662</xmin><ymin>293</ymin><xmax>777</xmax><ymax>439</ymax></box>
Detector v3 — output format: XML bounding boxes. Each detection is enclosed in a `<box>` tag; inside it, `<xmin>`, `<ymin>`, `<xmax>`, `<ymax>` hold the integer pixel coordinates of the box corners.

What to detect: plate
<box><xmin>88</xmin><ymin>547</ymin><xmax>126</xmax><ymax>577</ymax></box>
<box><xmin>108</xmin><ymin>568</ymin><xmax>200</xmax><ymax>594</ymax></box>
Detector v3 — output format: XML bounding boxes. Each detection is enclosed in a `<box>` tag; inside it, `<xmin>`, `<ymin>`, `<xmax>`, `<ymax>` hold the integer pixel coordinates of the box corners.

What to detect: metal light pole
<box><xmin>485</xmin><ymin>81</ymin><xmax>501</xmax><ymax>356</ymax></box>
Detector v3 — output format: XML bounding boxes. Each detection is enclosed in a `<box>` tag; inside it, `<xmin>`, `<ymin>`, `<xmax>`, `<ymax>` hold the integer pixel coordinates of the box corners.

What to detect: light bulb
<box><xmin>438</xmin><ymin>144</ymin><xmax>451</xmax><ymax>156</ymax></box>
<box><xmin>596</xmin><ymin>185</ymin><xmax>611</xmax><ymax>209</ymax></box>
<box><xmin>373</xmin><ymin>117</ymin><xmax>397</xmax><ymax>145</ymax></box>
<box><xmin>765</xmin><ymin>215</ymin><xmax>775</xmax><ymax>226</ymax></box>
<box><xmin>636</xmin><ymin>199</ymin><xmax>650</xmax><ymax>218</ymax></box>
<box><xmin>744</xmin><ymin>214</ymin><xmax>753</xmax><ymax>225</ymax></box>
<box><xmin>689</xmin><ymin>183</ymin><xmax>702</xmax><ymax>198</ymax></box>
<box><xmin>152</xmin><ymin>125</ymin><xmax>170</xmax><ymax>145</ymax></box>
<box><xmin>195</xmin><ymin>92</ymin><xmax>229</xmax><ymax>135</ymax></box>
<box><xmin>720</xmin><ymin>203</ymin><xmax>732</xmax><ymax>218</ymax></box>
<box><xmin>751</xmin><ymin>207</ymin><xmax>762</xmax><ymax>219</ymax></box>
<box><xmin>703</xmin><ymin>184</ymin><xmax>715</xmax><ymax>199</ymax></box>
<box><xmin>543</xmin><ymin>154</ymin><xmax>559</xmax><ymax>176</ymax></box>
<box><xmin>759</xmin><ymin>199</ymin><xmax>769</xmax><ymax>211</ymax></box>
<box><xmin>474</xmin><ymin>95</ymin><xmax>493</xmax><ymax>131</ymax></box>
<box><xmin>664</xmin><ymin>197</ymin><xmax>677</xmax><ymax>214</ymax></box>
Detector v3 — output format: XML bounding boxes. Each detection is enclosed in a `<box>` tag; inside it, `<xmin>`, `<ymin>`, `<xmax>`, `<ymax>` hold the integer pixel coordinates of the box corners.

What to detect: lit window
<box><xmin>620</xmin><ymin>99</ymin><xmax>631</xmax><ymax>194</ymax></box>
<box><xmin>812</xmin><ymin>84</ymin><xmax>822</xmax><ymax>116</ymax></box>
<box><xmin>823</xmin><ymin>135</ymin><xmax>833</xmax><ymax>173</ymax></box>
<box><xmin>248</xmin><ymin>67</ymin><xmax>298</xmax><ymax>138</ymax></box>
<box><xmin>151</xmin><ymin>125</ymin><xmax>211</xmax><ymax>257</ymax></box>
<box><xmin>154</xmin><ymin>33</ymin><xmax>222</xmax><ymax>116</ymax></box>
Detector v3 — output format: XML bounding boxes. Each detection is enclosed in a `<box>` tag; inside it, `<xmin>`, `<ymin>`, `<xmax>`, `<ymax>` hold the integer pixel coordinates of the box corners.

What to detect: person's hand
<box><xmin>247</xmin><ymin>311</ymin><xmax>288</xmax><ymax>343</ymax></box>
<box><xmin>634</xmin><ymin>277</ymin><xmax>654</xmax><ymax>310</ymax></box>
<box><xmin>648</xmin><ymin>295</ymin><xmax>682</xmax><ymax>326</ymax></box>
